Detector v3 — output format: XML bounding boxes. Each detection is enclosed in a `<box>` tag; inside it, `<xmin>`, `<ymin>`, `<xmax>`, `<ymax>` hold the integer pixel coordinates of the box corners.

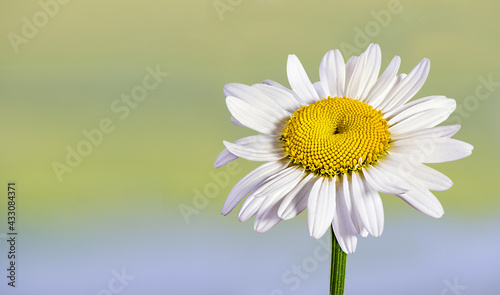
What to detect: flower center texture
<box><xmin>281</xmin><ymin>96</ymin><xmax>391</xmax><ymax>176</ymax></box>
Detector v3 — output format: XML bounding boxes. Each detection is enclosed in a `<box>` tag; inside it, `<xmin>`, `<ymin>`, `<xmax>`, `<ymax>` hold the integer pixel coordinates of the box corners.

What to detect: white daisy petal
<box><xmin>390</xmin><ymin>138</ymin><xmax>473</xmax><ymax>163</ymax></box>
<box><xmin>345</xmin><ymin>53</ymin><xmax>366</xmax><ymax>100</ymax></box>
<box><xmin>350</xmin><ymin>215</ymin><xmax>369</xmax><ymax>237</ymax></box>
<box><xmin>254</xmin><ymin>190</ymin><xmax>288</xmax><ymax>233</ymax></box>
<box><xmin>375</xmin><ymin>72</ymin><xmax>406</xmax><ymax>111</ymax></box>
<box><xmin>238</xmin><ymin>194</ymin><xmax>266</xmax><ymax>222</ymax></box>
<box><xmin>287</xmin><ymin>54</ymin><xmax>320</xmax><ymax>104</ymax></box>
<box><xmin>313</xmin><ymin>81</ymin><xmax>327</xmax><ymax>99</ymax></box>
<box><xmin>253</xmin><ymin>166</ymin><xmax>304</xmax><ymax>197</ymax></box>
<box><xmin>365</xmin><ymin>55</ymin><xmax>401</xmax><ymax>107</ymax></box>
<box><xmin>230</xmin><ymin>134</ymin><xmax>281</xmax><ymax>148</ymax></box>
<box><xmin>221</xmin><ymin>160</ymin><xmax>288</xmax><ymax>215</ymax></box>
<box><xmin>391</xmin><ymin>125</ymin><xmax>461</xmax><ymax>141</ymax></box>
<box><xmin>252</xmin><ymin>83</ymin><xmax>302</xmax><ymax>113</ymax></box>
<box><xmin>387</xmin><ymin>96</ymin><xmax>456</xmax><ymax>128</ymax></box>
<box><xmin>346</xmin><ymin>44</ymin><xmax>382</xmax><ymax>100</ymax></box>
<box><xmin>385</xmin><ymin>95</ymin><xmax>455</xmax><ymax>120</ymax></box>
<box><xmin>381</xmin><ymin>154</ymin><xmax>453</xmax><ymax>191</ymax></box>
<box><xmin>370</xmin><ymin>74</ymin><xmax>403</xmax><ymax>110</ymax></box>
<box><xmin>397</xmin><ymin>188</ymin><xmax>444</xmax><ymax>218</ymax></box>
<box><xmin>223</xmin><ymin>139</ymin><xmax>286</xmax><ymax>162</ymax></box>
<box><xmin>344</xmin><ymin>56</ymin><xmax>359</xmax><ymax>90</ymax></box>
<box><xmin>352</xmin><ymin>216</ymin><xmax>370</xmax><ymax>237</ymax></box>
<box><xmin>262</xmin><ymin>79</ymin><xmax>305</xmax><ymax>105</ymax></box>
<box><xmin>215</xmin><ymin>134</ymin><xmax>281</xmax><ymax>168</ymax></box>
<box><xmin>319</xmin><ymin>49</ymin><xmax>346</xmax><ymax>98</ymax></box>
<box><xmin>359</xmin><ymin>228</ymin><xmax>369</xmax><ymax>238</ymax></box>
<box><xmin>278</xmin><ymin>173</ymin><xmax>316</xmax><ymax>220</ymax></box>
<box><xmin>346</xmin><ymin>174</ymin><xmax>368</xmax><ymax>237</ymax></box>
<box><xmin>396</xmin><ymin>73</ymin><xmax>407</xmax><ymax>81</ymax></box>
<box><xmin>381</xmin><ymin>58</ymin><xmax>430</xmax><ymax>113</ymax></box>
<box><xmin>374</xmin><ymin>161</ymin><xmax>444</xmax><ymax>218</ymax></box>
<box><xmin>365</xmin><ymin>161</ymin><xmax>413</xmax><ymax>192</ymax></box>
<box><xmin>350</xmin><ymin>172</ymin><xmax>384</xmax><ymax>237</ymax></box>
<box><xmin>332</xmin><ymin>174</ymin><xmax>358</xmax><ymax>254</ymax></box>
<box><xmin>388</xmin><ymin>108</ymin><xmax>454</xmax><ymax>135</ymax></box>
<box><xmin>405</xmin><ymin>162</ymin><xmax>453</xmax><ymax>191</ymax></box>
<box><xmin>224</xmin><ymin>83</ymin><xmax>290</xmax><ymax>120</ymax></box>
<box><xmin>214</xmin><ymin>149</ymin><xmax>238</xmax><ymax>169</ymax></box>
<box><xmin>360</xmin><ymin>44</ymin><xmax>382</xmax><ymax>99</ymax></box>
<box><xmin>362</xmin><ymin>165</ymin><xmax>407</xmax><ymax>195</ymax></box>
<box><xmin>226</xmin><ymin>96</ymin><xmax>282</xmax><ymax>135</ymax></box>
<box><xmin>308</xmin><ymin>177</ymin><xmax>337</xmax><ymax>239</ymax></box>
<box><xmin>230</xmin><ymin>116</ymin><xmax>245</xmax><ymax>127</ymax></box>
<box><xmin>254</xmin><ymin>206</ymin><xmax>282</xmax><ymax>233</ymax></box>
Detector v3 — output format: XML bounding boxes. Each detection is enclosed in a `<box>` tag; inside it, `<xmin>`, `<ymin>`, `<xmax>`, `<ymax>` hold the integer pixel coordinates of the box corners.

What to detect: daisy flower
<box><xmin>214</xmin><ymin>44</ymin><xmax>473</xmax><ymax>254</ymax></box>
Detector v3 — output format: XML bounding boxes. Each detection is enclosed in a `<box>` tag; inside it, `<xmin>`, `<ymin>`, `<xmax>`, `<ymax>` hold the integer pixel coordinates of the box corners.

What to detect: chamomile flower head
<box><xmin>214</xmin><ymin>44</ymin><xmax>473</xmax><ymax>254</ymax></box>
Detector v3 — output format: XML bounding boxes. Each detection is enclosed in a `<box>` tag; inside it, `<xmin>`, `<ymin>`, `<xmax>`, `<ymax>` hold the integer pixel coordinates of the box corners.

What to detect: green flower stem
<box><xmin>330</xmin><ymin>226</ymin><xmax>347</xmax><ymax>295</ymax></box>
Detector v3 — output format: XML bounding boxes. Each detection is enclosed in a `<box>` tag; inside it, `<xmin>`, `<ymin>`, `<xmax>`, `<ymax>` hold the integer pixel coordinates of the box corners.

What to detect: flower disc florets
<box><xmin>281</xmin><ymin>96</ymin><xmax>391</xmax><ymax>176</ymax></box>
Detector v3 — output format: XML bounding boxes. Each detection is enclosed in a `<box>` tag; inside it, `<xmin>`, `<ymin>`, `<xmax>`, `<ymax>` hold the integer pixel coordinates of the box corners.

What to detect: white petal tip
<box><xmin>310</xmin><ymin>231</ymin><xmax>326</xmax><ymax>239</ymax></box>
<box><xmin>443</xmin><ymin>180</ymin><xmax>454</xmax><ymax>190</ymax></box>
<box><xmin>221</xmin><ymin>205</ymin><xmax>233</xmax><ymax>216</ymax></box>
<box><xmin>422</xmin><ymin>207</ymin><xmax>444</xmax><ymax>219</ymax></box>
<box><xmin>278</xmin><ymin>209</ymin><xmax>295</xmax><ymax>220</ymax></box>
<box><xmin>459</xmin><ymin>144</ymin><xmax>474</xmax><ymax>159</ymax></box>
<box><xmin>254</xmin><ymin>221</ymin><xmax>280</xmax><ymax>233</ymax></box>
<box><xmin>325</xmin><ymin>49</ymin><xmax>335</xmax><ymax>56</ymax></box>
<box><xmin>255</xmin><ymin>225</ymin><xmax>271</xmax><ymax>233</ymax></box>
<box><xmin>336</xmin><ymin>236</ymin><xmax>358</xmax><ymax>254</ymax></box>
<box><xmin>372</xmin><ymin>229</ymin><xmax>384</xmax><ymax>238</ymax></box>
<box><xmin>213</xmin><ymin>160</ymin><xmax>224</xmax><ymax>169</ymax></box>
<box><xmin>342</xmin><ymin>246</ymin><xmax>356</xmax><ymax>255</ymax></box>
<box><xmin>237</xmin><ymin>212</ymin><xmax>248</xmax><ymax>222</ymax></box>
<box><xmin>432</xmin><ymin>210</ymin><xmax>444</xmax><ymax>218</ymax></box>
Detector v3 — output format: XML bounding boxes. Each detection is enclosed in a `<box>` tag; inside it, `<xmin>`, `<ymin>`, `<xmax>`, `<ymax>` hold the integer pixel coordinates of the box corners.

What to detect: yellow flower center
<box><xmin>281</xmin><ymin>96</ymin><xmax>391</xmax><ymax>176</ymax></box>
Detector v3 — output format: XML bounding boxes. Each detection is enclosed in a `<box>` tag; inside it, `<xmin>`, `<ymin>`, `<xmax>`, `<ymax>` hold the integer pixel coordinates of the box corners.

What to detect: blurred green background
<box><xmin>0</xmin><ymin>0</ymin><xmax>499</xmax><ymax>294</ymax></box>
